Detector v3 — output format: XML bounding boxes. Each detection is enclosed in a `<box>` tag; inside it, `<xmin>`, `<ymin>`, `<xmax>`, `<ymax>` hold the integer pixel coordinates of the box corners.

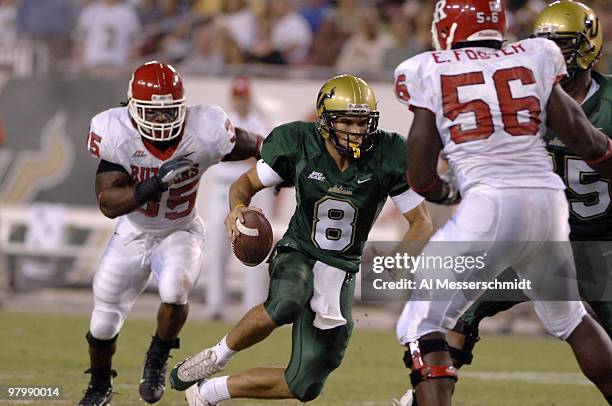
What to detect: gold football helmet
<box><xmin>533</xmin><ymin>1</ymin><xmax>602</xmax><ymax>79</ymax></box>
<box><xmin>316</xmin><ymin>75</ymin><xmax>380</xmax><ymax>160</ymax></box>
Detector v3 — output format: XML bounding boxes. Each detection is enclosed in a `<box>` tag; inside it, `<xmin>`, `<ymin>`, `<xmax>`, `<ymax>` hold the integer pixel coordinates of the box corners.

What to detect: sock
<box><xmin>213</xmin><ymin>336</ymin><xmax>236</xmax><ymax>367</ymax></box>
<box><xmin>200</xmin><ymin>376</ymin><xmax>231</xmax><ymax>404</ymax></box>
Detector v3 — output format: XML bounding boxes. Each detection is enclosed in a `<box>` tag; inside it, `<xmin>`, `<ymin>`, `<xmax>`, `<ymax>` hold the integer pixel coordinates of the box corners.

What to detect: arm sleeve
<box><xmin>96</xmin><ymin>159</ymin><xmax>128</xmax><ymax>175</ymax></box>
<box><xmin>256</xmin><ymin>159</ymin><xmax>284</xmax><ymax>187</ymax></box>
<box><xmin>386</xmin><ymin>133</ymin><xmax>424</xmax><ymax>213</ymax></box>
<box><xmin>259</xmin><ymin>126</ymin><xmax>297</xmax><ymax>183</ymax></box>
<box><xmin>392</xmin><ymin>189</ymin><xmax>424</xmax><ymax>214</ymax></box>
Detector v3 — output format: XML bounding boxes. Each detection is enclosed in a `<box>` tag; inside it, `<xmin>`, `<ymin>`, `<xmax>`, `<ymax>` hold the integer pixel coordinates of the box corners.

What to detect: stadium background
<box><xmin>0</xmin><ymin>0</ymin><xmax>610</xmax><ymax>405</ymax></box>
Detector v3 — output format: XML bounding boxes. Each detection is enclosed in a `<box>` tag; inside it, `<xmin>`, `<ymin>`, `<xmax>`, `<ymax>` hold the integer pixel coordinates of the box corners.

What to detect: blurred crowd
<box><xmin>0</xmin><ymin>0</ymin><xmax>610</xmax><ymax>76</ymax></box>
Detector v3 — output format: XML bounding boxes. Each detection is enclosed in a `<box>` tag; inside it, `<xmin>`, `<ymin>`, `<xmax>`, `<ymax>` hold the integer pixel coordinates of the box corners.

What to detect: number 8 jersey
<box><xmin>259</xmin><ymin>121</ymin><xmax>424</xmax><ymax>273</ymax></box>
<box><xmin>87</xmin><ymin>104</ymin><xmax>236</xmax><ymax>234</ymax></box>
<box><xmin>394</xmin><ymin>38</ymin><xmax>567</xmax><ymax>193</ymax></box>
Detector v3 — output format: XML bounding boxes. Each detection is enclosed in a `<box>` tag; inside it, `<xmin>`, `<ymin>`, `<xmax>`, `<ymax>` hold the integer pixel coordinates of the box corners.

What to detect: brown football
<box><xmin>232</xmin><ymin>210</ymin><xmax>274</xmax><ymax>266</ymax></box>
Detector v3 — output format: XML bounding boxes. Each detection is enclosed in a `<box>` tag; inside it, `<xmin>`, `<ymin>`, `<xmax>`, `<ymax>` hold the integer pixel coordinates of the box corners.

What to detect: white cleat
<box><xmin>185</xmin><ymin>381</ymin><xmax>217</xmax><ymax>406</ymax></box>
<box><xmin>392</xmin><ymin>388</ymin><xmax>415</xmax><ymax>406</ymax></box>
<box><xmin>170</xmin><ymin>348</ymin><xmax>223</xmax><ymax>391</ymax></box>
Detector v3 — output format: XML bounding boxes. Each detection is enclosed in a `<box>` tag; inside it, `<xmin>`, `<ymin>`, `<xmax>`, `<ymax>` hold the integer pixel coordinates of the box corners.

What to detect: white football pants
<box><xmin>89</xmin><ymin>216</ymin><xmax>205</xmax><ymax>340</ymax></box>
<box><xmin>396</xmin><ymin>186</ymin><xmax>586</xmax><ymax>344</ymax></box>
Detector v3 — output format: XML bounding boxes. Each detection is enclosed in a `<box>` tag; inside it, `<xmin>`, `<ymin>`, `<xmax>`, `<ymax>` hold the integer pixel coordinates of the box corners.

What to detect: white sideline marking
<box><xmin>462</xmin><ymin>371</ymin><xmax>591</xmax><ymax>386</ymax></box>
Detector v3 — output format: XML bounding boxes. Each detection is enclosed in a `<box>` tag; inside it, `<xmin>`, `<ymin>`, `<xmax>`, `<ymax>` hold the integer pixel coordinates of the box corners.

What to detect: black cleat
<box><xmin>78</xmin><ymin>368</ymin><xmax>117</xmax><ymax>406</ymax></box>
<box><xmin>138</xmin><ymin>336</ymin><xmax>179</xmax><ymax>404</ymax></box>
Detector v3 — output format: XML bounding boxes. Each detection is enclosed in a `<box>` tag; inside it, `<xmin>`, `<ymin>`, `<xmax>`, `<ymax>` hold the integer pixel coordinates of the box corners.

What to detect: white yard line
<box><xmin>462</xmin><ymin>371</ymin><xmax>591</xmax><ymax>386</ymax></box>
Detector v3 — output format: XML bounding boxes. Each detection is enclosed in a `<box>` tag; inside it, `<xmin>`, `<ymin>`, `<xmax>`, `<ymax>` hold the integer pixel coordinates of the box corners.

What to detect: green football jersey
<box><xmin>260</xmin><ymin>121</ymin><xmax>411</xmax><ymax>273</ymax></box>
<box><xmin>546</xmin><ymin>72</ymin><xmax>612</xmax><ymax>240</ymax></box>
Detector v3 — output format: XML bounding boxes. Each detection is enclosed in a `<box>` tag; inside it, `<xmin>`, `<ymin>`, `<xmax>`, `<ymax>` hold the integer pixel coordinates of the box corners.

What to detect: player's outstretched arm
<box><xmin>95</xmin><ymin>155</ymin><xmax>193</xmax><ymax>219</ymax></box>
<box><xmin>226</xmin><ymin>165</ymin><xmax>267</xmax><ymax>240</ymax></box>
<box><xmin>547</xmin><ymin>84</ymin><xmax>612</xmax><ymax>179</ymax></box>
<box><xmin>222</xmin><ymin>128</ymin><xmax>264</xmax><ymax>162</ymax></box>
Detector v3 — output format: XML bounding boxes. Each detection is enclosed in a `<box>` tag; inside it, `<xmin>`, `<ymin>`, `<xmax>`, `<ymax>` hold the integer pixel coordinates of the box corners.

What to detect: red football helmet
<box><xmin>431</xmin><ymin>0</ymin><xmax>506</xmax><ymax>50</ymax></box>
<box><xmin>127</xmin><ymin>61</ymin><xmax>187</xmax><ymax>141</ymax></box>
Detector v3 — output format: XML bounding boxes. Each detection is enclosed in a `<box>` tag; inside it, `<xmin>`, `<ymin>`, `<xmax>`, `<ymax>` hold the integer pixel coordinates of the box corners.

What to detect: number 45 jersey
<box><xmin>394</xmin><ymin>38</ymin><xmax>566</xmax><ymax>194</ymax></box>
<box><xmin>546</xmin><ymin>72</ymin><xmax>612</xmax><ymax>240</ymax></box>
<box><xmin>87</xmin><ymin>104</ymin><xmax>236</xmax><ymax>234</ymax></box>
<box><xmin>260</xmin><ymin>122</ymin><xmax>424</xmax><ymax>273</ymax></box>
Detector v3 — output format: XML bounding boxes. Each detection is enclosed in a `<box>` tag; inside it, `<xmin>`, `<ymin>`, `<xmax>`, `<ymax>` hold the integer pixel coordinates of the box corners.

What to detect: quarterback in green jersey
<box><xmin>390</xmin><ymin>4</ymin><xmax>612</xmax><ymax>406</ymax></box>
<box><xmin>170</xmin><ymin>75</ymin><xmax>433</xmax><ymax>405</ymax></box>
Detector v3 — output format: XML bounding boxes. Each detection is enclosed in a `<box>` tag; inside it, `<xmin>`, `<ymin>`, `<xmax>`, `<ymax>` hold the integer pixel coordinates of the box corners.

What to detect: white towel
<box><xmin>310</xmin><ymin>261</ymin><xmax>347</xmax><ymax>330</ymax></box>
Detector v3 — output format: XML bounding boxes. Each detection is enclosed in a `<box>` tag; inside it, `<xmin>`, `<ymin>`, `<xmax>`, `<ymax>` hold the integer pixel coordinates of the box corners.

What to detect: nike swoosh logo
<box><xmin>357</xmin><ymin>177</ymin><xmax>371</xmax><ymax>184</ymax></box>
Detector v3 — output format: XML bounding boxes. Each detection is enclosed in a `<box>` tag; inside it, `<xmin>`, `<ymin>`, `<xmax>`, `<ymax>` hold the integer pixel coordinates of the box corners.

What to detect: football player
<box><xmin>78</xmin><ymin>61</ymin><xmax>263</xmax><ymax>406</ymax></box>
<box><xmin>169</xmin><ymin>75</ymin><xmax>434</xmax><ymax>405</ymax></box>
<box><xmin>428</xmin><ymin>0</ymin><xmax>612</xmax><ymax>401</ymax></box>
<box><xmin>393</xmin><ymin>0</ymin><xmax>612</xmax><ymax>405</ymax></box>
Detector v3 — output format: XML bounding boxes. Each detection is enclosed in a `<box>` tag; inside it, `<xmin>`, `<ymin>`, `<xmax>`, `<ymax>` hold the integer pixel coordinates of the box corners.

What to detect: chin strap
<box><xmin>403</xmin><ymin>339</ymin><xmax>458</xmax><ymax>388</ymax></box>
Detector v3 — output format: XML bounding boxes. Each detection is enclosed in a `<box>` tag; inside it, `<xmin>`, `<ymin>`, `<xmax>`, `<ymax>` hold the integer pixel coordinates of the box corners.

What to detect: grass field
<box><xmin>0</xmin><ymin>311</ymin><xmax>606</xmax><ymax>405</ymax></box>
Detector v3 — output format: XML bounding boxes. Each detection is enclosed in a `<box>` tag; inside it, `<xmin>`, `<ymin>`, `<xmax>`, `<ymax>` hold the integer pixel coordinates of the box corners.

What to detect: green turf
<box><xmin>0</xmin><ymin>311</ymin><xmax>606</xmax><ymax>405</ymax></box>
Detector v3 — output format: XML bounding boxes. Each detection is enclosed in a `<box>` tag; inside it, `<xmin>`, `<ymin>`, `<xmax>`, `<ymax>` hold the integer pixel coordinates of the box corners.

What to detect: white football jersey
<box><xmin>87</xmin><ymin>104</ymin><xmax>236</xmax><ymax>234</ymax></box>
<box><xmin>395</xmin><ymin>38</ymin><xmax>567</xmax><ymax>193</ymax></box>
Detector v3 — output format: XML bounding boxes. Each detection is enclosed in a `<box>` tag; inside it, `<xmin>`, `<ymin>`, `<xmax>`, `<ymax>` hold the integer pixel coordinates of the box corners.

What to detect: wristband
<box><xmin>233</xmin><ymin>203</ymin><xmax>246</xmax><ymax>209</ymax></box>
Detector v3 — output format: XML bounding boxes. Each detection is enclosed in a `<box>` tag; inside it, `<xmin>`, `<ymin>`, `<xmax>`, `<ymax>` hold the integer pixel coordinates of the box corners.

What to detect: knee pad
<box><xmin>403</xmin><ymin>338</ymin><xmax>458</xmax><ymax>388</ymax></box>
<box><xmin>158</xmin><ymin>278</ymin><xmax>191</xmax><ymax>305</ymax></box>
<box><xmin>90</xmin><ymin>308</ymin><xmax>123</xmax><ymax>340</ymax></box>
<box><xmin>449</xmin><ymin>320</ymin><xmax>480</xmax><ymax>366</ymax></box>
<box><xmin>86</xmin><ymin>331</ymin><xmax>117</xmax><ymax>348</ymax></box>
<box><xmin>265</xmin><ymin>299</ymin><xmax>303</xmax><ymax>325</ymax></box>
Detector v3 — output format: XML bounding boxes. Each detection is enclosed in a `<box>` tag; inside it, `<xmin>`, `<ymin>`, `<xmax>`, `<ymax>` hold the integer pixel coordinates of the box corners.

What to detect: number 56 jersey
<box><xmin>394</xmin><ymin>38</ymin><xmax>567</xmax><ymax>193</ymax></box>
<box><xmin>87</xmin><ymin>104</ymin><xmax>236</xmax><ymax>234</ymax></box>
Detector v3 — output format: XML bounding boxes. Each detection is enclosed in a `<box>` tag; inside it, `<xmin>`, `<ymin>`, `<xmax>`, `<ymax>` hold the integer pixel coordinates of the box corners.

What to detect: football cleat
<box><xmin>170</xmin><ymin>348</ymin><xmax>222</xmax><ymax>391</ymax></box>
<box><xmin>138</xmin><ymin>336</ymin><xmax>179</xmax><ymax>403</ymax></box>
<box><xmin>185</xmin><ymin>380</ymin><xmax>216</xmax><ymax>406</ymax></box>
<box><xmin>78</xmin><ymin>368</ymin><xmax>117</xmax><ymax>406</ymax></box>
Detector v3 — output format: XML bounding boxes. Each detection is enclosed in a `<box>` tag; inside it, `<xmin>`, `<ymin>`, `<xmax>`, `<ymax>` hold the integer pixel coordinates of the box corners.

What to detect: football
<box><xmin>232</xmin><ymin>210</ymin><xmax>274</xmax><ymax>266</ymax></box>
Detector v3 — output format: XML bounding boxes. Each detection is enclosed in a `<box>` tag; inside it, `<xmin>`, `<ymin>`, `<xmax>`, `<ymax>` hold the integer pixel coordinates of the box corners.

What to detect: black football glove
<box><xmin>428</xmin><ymin>170</ymin><xmax>461</xmax><ymax>206</ymax></box>
<box><xmin>134</xmin><ymin>153</ymin><xmax>193</xmax><ymax>205</ymax></box>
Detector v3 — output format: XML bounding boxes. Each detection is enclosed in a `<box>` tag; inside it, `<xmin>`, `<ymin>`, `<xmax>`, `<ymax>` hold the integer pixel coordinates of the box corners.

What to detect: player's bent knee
<box><xmin>159</xmin><ymin>290</ymin><xmax>189</xmax><ymax>305</ymax></box>
<box><xmin>537</xmin><ymin>302</ymin><xmax>586</xmax><ymax>340</ymax></box>
<box><xmin>287</xmin><ymin>370</ymin><xmax>327</xmax><ymax>402</ymax></box>
<box><xmin>90</xmin><ymin>309</ymin><xmax>123</xmax><ymax>340</ymax></box>
<box><xmin>295</xmin><ymin>381</ymin><xmax>324</xmax><ymax>402</ymax></box>
<box><xmin>265</xmin><ymin>299</ymin><xmax>303</xmax><ymax>325</ymax></box>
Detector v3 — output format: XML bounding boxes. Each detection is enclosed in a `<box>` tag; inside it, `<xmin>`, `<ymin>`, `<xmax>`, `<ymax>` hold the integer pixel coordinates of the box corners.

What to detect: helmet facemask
<box><xmin>128</xmin><ymin>94</ymin><xmax>186</xmax><ymax>142</ymax></box>
<box><xmin>315</xmin><ymin>75</ymin><xmax>380</xmax><ymax>160</ymax></box>
<box><xmin>533</xmin><ymin>1</ymin><xmax>602</xmax><ymax>84</ymax></box>
<box><xmin>319</xmin><ymin>109</ymin><xmax>380</xmax><ymax>160</ymax></box>
<box><xmin>536</xmin><ymin>32</ymin><xmax>598</xmax><ymax>82</ymax></box>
